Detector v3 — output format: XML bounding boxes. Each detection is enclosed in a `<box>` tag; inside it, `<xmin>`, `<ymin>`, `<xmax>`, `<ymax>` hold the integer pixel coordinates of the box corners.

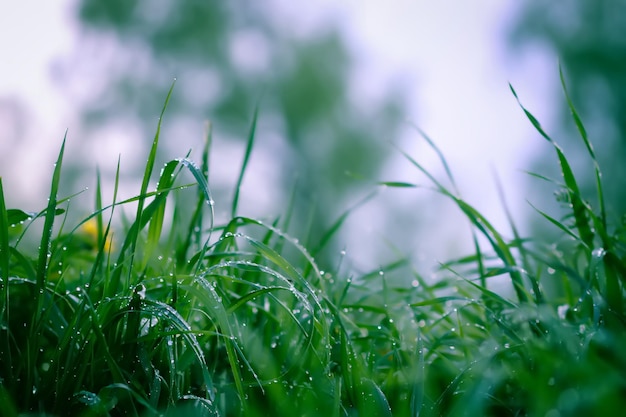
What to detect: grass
<box><xmin>1</xmin><ymin>75</ymin><xmax>625</xmax><ymax>416</ymax></box>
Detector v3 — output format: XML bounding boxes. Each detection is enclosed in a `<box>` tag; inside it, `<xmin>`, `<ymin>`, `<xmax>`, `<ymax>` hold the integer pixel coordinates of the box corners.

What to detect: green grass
<box><xmin>1</xmin><ymin>75</ymin><xmax>626</xmax><ymax>416</ymax></box>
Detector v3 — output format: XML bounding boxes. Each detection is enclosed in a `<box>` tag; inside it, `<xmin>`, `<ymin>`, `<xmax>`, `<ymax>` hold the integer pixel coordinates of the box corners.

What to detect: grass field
<box><xmin>1</xmin><ymin>75</ymin><xmax>625</xmax><ymax>416</ymax></box>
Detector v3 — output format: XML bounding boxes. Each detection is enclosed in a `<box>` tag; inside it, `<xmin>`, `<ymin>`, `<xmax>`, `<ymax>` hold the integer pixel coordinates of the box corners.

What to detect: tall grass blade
<box><xmin>527</xmin><ymin>202</ymin><xmax>581</xmax><ymax>242</ymax></box>
<box><xmin>35</xmin><ymin>135</ymin><xmax>66</xmax><ymax>293</ymax></box>
<box><xmin>176</xmin><ymin>158</ymin><xmax>215</xmax><ymax>272</ymax></box>
<box><xmin>409</xmin><ymin>123</ymin><xmax>460</xmax><ymax>195</ymax></box>
<box><xmin>190</xmin><ymin>275</ymin><xmax>248</xmax><ymax>412</ymax></box>
<box><xmin>556</xmin><ymin>148</ymin><xmax>595</xmax><ymax>249</ymax></box>
<box><xmin>140</xmin><ymin>298</ymin><xmax>215</xmax><ymax>402</ymax></box>
<box><xmin>29</xmin><ymin>134</ymin><xmax>67</xmax><ymax>403</ymax></box>
<box><xmin>0</xmin><ymin>179</ymin><xmax>12</xmax><ymax>384</ymax></box>
<box><xmin>558</xmin><ymin>66</ymin><xmax>594</xmax><ymax>159</ymax></box>
<box><xmin>180</xmin><ymin>123</ymin><xmax>213</xmax><ymax>265</ymax></box>
<box><xmin>146</xmin><ymin>159</ymin><xmax>179</xmax><ymax>256</ymax></box>
<box><xmin>558</xmin><ymin>64</ymin><xmax>606</xmax><ymax>226</ymax></box>
<box><xmin>89</xmin><ymin>159</ymin><xmax>120</xmax><ymax>292</ymax></box>
<box><xmin>470</xmin><ymin>230</ymin><xmax>487</xmax><ymax>288</ymax></box>
<box><xmin>128</xmin><ymin>81</ymin><xmax>176</xmax><ymax>276</ymax></box>
<box><xmin>306</xmin><ymin>190</ymin><xmax>378</xmax><ymax>279</ymax></box>
<box><xmin>494</xmin><ymin>169</ymin><xmax>543</xmax><ymax>302</ymax></box>
<box><xmin>509</xmin><ymin>84</ymin><xmax>553</xmax><ymax>143</ymax></box>
<box><xmin>560</xmin><ymin>67</ymin><xmax>611</xmax><ymax>248</ymax></box>
<box><xmin>399</xmin><ymin>145</ymin><xmax>530</xmax><ymax>302</ymax></box>
<box><xmin>232</xmin><ymin>106</ymin><xmax>259</xmax><ymax>218</ymax></box>
<box><xmin>0</xmin><ymin>179</ymin><xmax>9</xmax><ymax>308</ymax></box>
<box><xmin>511</xmin><ymin>83</ymin><xmax>595</xmax><ymax>250</ymax></box>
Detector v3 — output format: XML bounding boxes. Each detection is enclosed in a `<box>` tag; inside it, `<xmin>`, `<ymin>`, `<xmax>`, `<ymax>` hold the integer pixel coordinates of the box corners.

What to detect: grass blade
<box><xmin>35</xmin><ymin>135</ymin><xmax>66</xmax><ymax>292</ymax></box>
<box><xmin>232</xmin><ymin>105</ymin><xmax>259</xmax><ymax>218</ymax></box>
<box><xmin>0</xmin><ymin>178</ymin><xmax>12</xmax><ymax>384</ymax></box>
<box><xmin>559</xmin><ymin>66</ymin><xmax>608</xmax><ymax>241</ymax></box>
<box><xmin>128</xmin><ymin>81</ymin><xmax>176</xmax><ymax>276</ymax></box>
<box><xmin>29</xmin><ymin>135</ymin><xmax>67</xmax><ymax>403</ymax></box>
<box><xmin>511</xmin><ymin>83</ymin><xmax>595</xmax><ymax>250</ymax></box>
<box><xmin>176</xmin><ymin>157</ymin><xmax>215</xmax><ymax>272</ymax></box>
<box><xmin>0</xmin><ymin>179</ymin><xmax>9</xmax><ymax>307</ymax></box>
<box><xmin>555</xmin><ymin>147</ymin><xmax>594</xmax><ymax>249</ymax></box>
<box><xmin>179</xmin><ymin>123</ymin><xmax>213</xmax><ymax>265</ymax></box>
<box><xmin>409</xmin><ymin>123</ymin><xmax>460</xmax><ymax>195</ymax></box>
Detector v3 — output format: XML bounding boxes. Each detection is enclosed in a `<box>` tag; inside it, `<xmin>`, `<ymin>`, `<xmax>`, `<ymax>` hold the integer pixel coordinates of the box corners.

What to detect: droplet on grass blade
<box><xmin>592</xmin><ymin>247</ymin><xmax>606</xmax><ymax>258</ymax></box>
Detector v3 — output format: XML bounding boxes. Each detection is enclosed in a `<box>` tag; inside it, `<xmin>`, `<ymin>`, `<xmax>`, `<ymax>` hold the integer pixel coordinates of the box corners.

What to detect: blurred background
<box><xmin>1</xmin><ymin>0</ymin><xmax>624</xmax><ymax>278</ymax></box>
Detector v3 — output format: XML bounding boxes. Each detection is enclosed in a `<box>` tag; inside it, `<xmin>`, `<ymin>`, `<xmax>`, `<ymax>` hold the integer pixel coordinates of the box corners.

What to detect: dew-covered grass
<box><xmin>1</xmin><ymin>76</ymin><xmax>626</xmax><ymax>416</ymax></box>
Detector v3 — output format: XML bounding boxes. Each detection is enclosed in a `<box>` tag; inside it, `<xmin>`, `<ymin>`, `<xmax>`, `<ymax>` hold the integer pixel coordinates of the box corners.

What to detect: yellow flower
<box><xmin>79</xmin><ymin>218</ymin><xmax>114</xmax><ymax>253</ymax></box>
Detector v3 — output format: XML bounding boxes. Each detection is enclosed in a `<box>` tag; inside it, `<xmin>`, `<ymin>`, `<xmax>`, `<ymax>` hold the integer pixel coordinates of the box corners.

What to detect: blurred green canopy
<box><xmin>62</xmin><ymin>0</ymin><xmax>407</xmax><ymax>211</ymax></box>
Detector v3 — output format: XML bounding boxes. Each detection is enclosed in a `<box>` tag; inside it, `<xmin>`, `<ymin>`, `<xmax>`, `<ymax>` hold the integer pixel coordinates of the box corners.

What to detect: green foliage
<box><xmin>1</xmin><ymin>80</ymin><xmax>625</xmax><ymax>416</ymax></box>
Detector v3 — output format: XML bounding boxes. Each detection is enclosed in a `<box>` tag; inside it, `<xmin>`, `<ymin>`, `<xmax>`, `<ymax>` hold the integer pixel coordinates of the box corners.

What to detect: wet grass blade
<box><xmin>400</xmin><ymin>144</ymin><xmax>530</xmax><ymax>302</ymax></box>
<box><xmin>555</xmin><ymin>148</ymin><xmax>595</xmax><ymax>249</ymax></box>
<box><xmin>35</xmin><ymin>135</ymin><xmax>66</xmax><ymax>293</ymax></box>
<box><xmin>89</xmin><ymin>159</ymin><xmax>120</xmax><ymax>292</ymax></box>
<box><xmin>189</xmin><ymin>276</ymin><xmax>248</xmax><ymax>412</ymax></box>
<box><xmin>410</xmin><ymin>333</ymin><xmax>425</xmax><ymax>417</ymax></box>
<box><xmin>494</xmin><ymin>169</ymin><xmax>542</xmax><ymax>302</ymax></box>
<box><xmin>0</xmin><ymin>179</ymin><xmax>8</xmax><ymax>306</ymax></box>
<box><xmin>180</xmin><ymin>123</ymin><xmax>213</xmax><ymax>265</ymax></box>
<box><xmin>140</xmin><ymin>298</ymin><xmax>215</xmax><ymax>402</ymax></box>
<box><xmin>306</xmin><ymin>190</ymin><xmax>378</xmax><ymax>278</ymax></box>
<box><xmin>28</xmin><ymin>134</ymin><xmax>67</xmax><ymax>402</ymax></box>
<box><xmin>457</xmin><ymin>199</ymin><xmax>530</xmax><ymax>302</ymax></box>
<box><xmin>0</xmin><ymin>179</ymin><xmax>12</xmax><ymax>384</ymax></box>
<box><xmin>559</xmin><ymin>65</ymin><xmax>607</xmax><ymax>231</ymax></box>
<box><xmin>527</xmin><ymin>201</ymin><xmax>582</xmax><ymax>242</ymax></box>
<box><xmin>511</xmin><ymin>83</ymin><xmax>594</xmax><ymax>250</ymax></box>
<box><xmin>232</xmin><ymin>105</ymin><xmax>259</xmax><ymax>218</ymax></box>
<box><xmin>146</xmin><ymin>159</ymin><xmax>179</xmax><ymax>257</ymax></box>
<box><xmin>408</xmin><ymin>123</ymin><xmax>460</xmax><ymax>195</ymax></box>
<box><xmin>128</xmin><ymin>81</ymin><xmax>175</xmax><ymax>277</ymax></box>
<box><xmin>177</xmin><ymin>158</ymin><xmax>215</xmax><ymax>272</ymax></box>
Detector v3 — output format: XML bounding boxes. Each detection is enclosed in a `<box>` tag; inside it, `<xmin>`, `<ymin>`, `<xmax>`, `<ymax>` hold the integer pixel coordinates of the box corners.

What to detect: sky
<box><xmin>0</xmin><ymin>1</ymin><xmax>560</xmax><ymax>272</ymax></box>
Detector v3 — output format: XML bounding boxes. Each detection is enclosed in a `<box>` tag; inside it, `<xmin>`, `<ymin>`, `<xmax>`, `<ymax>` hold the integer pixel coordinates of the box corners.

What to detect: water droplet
<box><xmin>592</xmin><ymin>247</ymin><xmax>606</xmax><ymax>258</ymax></box>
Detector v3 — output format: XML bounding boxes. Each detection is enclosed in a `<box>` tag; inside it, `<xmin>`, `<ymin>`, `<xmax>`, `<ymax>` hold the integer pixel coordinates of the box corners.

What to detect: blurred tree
<box><xmin>57</xmin><ymin>0</ymin><xmax>407</xmax><ymax>258</ymax></box>
<box><xmin>509</xmin><ymin>0</ymin><xmax>626</xmax><ymax>224</ymax></box>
